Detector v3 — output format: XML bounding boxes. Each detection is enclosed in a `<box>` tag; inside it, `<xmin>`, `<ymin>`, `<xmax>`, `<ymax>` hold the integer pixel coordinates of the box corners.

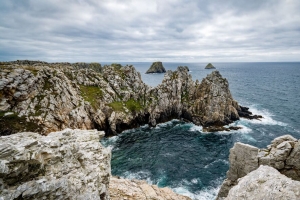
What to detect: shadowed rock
<box><xmin>146</xmin><ymin>61</ymin><xmax>166</xmax><ymax>73</ymax></box>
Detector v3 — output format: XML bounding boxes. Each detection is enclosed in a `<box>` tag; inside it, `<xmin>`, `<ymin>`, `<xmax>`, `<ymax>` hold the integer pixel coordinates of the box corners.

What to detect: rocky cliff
<box><xmin>0</xmin><ymin>129</ymin><xmax>111</xmax><ymax>200</ymax></box>
<box><xmin>205</xmin><ymin>63</ymin><xmax>216</xmax><ymax>69</ymax></box>
<box><xmin>0</xmin><ymin>129</ymin><xmax>190</xmax><ymax>200</ymax></box>
<box><xmin>0</xmin><ymin>60</ymin><xmax>258</xmax><ymax>136</ymax></box>
<box><xmin>217</xmin><ymin>135</ymin><xmax>300</xmax><ymax>199</ymax></box>
<box><xmin>146</xmin><ymin>61</ymin><xmax>166</xmax><ymax>73</ymax></box>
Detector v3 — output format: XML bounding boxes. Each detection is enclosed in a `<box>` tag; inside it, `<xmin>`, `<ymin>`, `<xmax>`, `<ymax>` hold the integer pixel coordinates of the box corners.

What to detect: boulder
<box><xmin>217</xmin><ymin>134</ymin><xmax>300</xmax><ymax>199</ymax></box>
<box><xmin>225</xmin><ymin>165</ymin><xmax>300</xmax><ymax>200</ymax></box>
<box><xmin>146</xmin><ymin>61</ymin><xmax>166</xmax><ymax>73</ymax></box>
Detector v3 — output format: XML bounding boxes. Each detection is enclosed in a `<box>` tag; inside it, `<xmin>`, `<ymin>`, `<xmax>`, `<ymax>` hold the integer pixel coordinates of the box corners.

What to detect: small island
<box><xmin>205</xmin><ymin>63</ymin><xmax>216</xmax><ymax>69</ymax></box>
<box><xmin>146</xmin><ymin>61</ymin><xmax>166</xmax><ymax>73</ymax></box>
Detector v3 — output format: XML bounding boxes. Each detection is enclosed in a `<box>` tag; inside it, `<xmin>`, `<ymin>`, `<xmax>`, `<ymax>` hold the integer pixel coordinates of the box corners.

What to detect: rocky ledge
<box><xmin>146</xmin><ymin>61</ymin><xmax>166</xmax><ymax>73</ymax></box>
<box><xmin>0</xmin><ymin>61</ymin><xmax>259</xmax><ymax>136</ymax></box>
<box><xmin>217</xmin><ymin>135</ymin><xmax>300</xmax><ymax>199</ymax></box>
<box><xmin>0</xmin><ymin>129</ymin><xmax>190</xmax><ymax>200</ymax></box>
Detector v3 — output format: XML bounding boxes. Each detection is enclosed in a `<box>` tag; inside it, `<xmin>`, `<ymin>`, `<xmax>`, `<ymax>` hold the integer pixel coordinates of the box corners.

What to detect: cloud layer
<box><xmin>1</xmin><ymin>0</ymin><xmax>300</xmax><ymax>62</ymax></box>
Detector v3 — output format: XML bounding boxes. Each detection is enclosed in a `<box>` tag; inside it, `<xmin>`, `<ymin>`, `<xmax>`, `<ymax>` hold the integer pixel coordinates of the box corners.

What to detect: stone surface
<box><xmin>0</xmin><ymin>61</ymin><xmax>257</xmax><ymax>136</ymax></box>
<box><xmin>217</xmin><ymin>134</ymin><xmax>300</xmax><ymax>199</ymax></box>
<box><xmin>225</xmin><ymin>165</ymin><xmax>300</xmax><ymax>200</ymax></box>
<box><xmin>0</xmin><ymin>129</ymin><xmax>111</xmax><ymax>200</ymax></box>
<box><xmin>109</xmin><ymin>176</ymin><xmax>191</xmax><ymax>200</ymax></box>
<box><xmin>205</xmin><ymin>63</ymin><xmax>215</xmax><ymax>69</ymax></box>
<box><xmin>146</xmin><ymin>61</ymin><xmax>166</xmax><ymax>73</ymax></box>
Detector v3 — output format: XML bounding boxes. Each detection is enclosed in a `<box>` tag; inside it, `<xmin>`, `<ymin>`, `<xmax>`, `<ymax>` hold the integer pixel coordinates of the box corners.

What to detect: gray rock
<box><xmin>217</xmin><ymin>134</ymin><xmax>300</xmax><ymax>199</ymax></box>
<box><xmin>225</xmin><ymin>165</ymin><xmax>300</xmax><ymax>200</ymax></box>
<box><xmin>0</xmin><ymin>129</ymin><xmax>111</xmax><ymax>200</ymax></box>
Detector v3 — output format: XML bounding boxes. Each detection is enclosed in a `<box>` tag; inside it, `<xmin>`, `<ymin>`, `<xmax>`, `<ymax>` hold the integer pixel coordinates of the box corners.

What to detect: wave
<box><xmin>121</xmin><ymin>170</ymin><xmax>154</xmax><ymax>185</ymax></box>
<box><xmin>172</xmin><ymin>178</ymin><xmax>223</xmax><ymax>200</ymax></box>
<box><xmin>100</xmin><ymin>135</ymin><xmax>119</xmax><ymax>150</ymax></box>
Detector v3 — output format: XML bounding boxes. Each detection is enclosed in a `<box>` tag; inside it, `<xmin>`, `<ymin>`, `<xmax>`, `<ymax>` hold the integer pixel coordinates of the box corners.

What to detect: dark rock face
<box><xmin>205</xmin><ymin>63</ymin><xmax>216</xmax><ymax>69</ymax></box>
<box><xmin>0</xmin><ymin>61</ymin><xmax>259</xmax><ymax>136</ymax></box>
<box><xmin>217</xmin><ymin>135</ymin><xmax>300</xmax><ymax>199</ymax></box>
<box><xmin>146</xmin><ymin>61</ymin><xmax>166</xmax><ymax>73</ymax></box>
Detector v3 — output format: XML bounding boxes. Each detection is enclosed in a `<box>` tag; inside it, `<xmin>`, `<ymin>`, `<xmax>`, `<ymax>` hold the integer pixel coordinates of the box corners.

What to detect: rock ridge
<box><xmin>0</xmin><ymin>61</ymin><xmax>258</xmax><ymax>136</ymax></box>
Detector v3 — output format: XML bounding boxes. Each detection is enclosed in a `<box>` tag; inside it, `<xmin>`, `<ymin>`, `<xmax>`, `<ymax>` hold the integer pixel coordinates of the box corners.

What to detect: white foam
<box><xmin>172</xmin><ymin>185</ymin><xmax>221</xmax><ymax>200</ymax></box>
<box><xmin>204</xmin><ymin>159</ymin><xmax>229</xmax><ymax>168</ymax></box>
<box><xmin>122</xmin><ymin>170</ymin><xmax>153</xmax><ymax>185</ymax></box>
<box><xmin>189</xmin><ymin>125</ymin><xmax>203</xmax><ymax>132</ymax></box>
<box><xmin>102</xmin><ymin>135</ymin><xmax>119</xmax><ymax>150</ymax></box>
<box><xmin>242</xmin><ymin>106</ymin><xmax>287</xmax><ymax>126</ymax></box>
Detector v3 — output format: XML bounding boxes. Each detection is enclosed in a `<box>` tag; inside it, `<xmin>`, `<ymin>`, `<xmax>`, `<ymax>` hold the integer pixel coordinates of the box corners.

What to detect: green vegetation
<box><xmin>111</xmin><ymin>63</ymin><xmax>123</xmax><ymax>70</ymax></box>
<box><xmin>0</xmin><ymin>111</ymin><xmax>41</xmax><ymax>136</ymax></box>
<box><xmin>79</xmin><ymin>85</ymin><xmax>103</xmax><ymax>108</ymax></box>
<box><xmin>108</xmin><ymin>99</ymin><xmax>144</xmax><ymax>113</ymax></box>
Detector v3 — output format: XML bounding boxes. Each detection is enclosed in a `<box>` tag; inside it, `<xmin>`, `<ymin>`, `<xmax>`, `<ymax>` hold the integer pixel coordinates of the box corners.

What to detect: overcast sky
<box><xmin>1</xmin><ymin>0</ymin><xmax>300</xmax><ymax>62</ymax></box>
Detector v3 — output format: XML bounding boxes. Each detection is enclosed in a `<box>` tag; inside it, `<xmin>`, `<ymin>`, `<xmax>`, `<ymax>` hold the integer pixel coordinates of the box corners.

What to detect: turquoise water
<box><xmin>101</xmin><ymin>62</ymin><xmax>300</xmax><ymax>200</ymax></box>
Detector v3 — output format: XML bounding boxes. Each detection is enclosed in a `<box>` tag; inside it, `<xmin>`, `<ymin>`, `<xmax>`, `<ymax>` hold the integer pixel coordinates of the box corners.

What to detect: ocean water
<box><xmin>101</xmin><ymin>62</ymin><xmax>300</xmax><ymax>200</ymax></box>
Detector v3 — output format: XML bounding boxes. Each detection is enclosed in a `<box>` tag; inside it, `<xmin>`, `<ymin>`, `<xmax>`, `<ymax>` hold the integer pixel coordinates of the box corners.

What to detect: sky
<box><xmin>1</xmin><ymin>0</ymin><xmax>300</xmax><ymax>62</ymax></box>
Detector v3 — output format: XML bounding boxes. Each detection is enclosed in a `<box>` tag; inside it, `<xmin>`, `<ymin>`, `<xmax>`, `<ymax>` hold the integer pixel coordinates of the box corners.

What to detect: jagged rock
<box><xmin>205</xmin><ymin>63</ymin><xmax>215</xmax><ymax>69</ymax></box>
<box><xmin>217</xmin><ymin>134</ymin><xmax>300</xmax><ymax>199</ymax></box>
<box><xmin>0</xmin><ymin>129</ymin><xmax>111</xmax><ymax>200</ymax></box>
<box><xmin>0</xmin><ymin>61</ymin><xmax>258</xmax><ymax>136</ymax></box>
<box><xmin>146</xmin><ymin>61</ymin><xmax>166</xmax><ymax>73</ymax></box>
<box><xmin>109</xmin><ymin>176</ymin><xmax>191</xmax><ymax>200</ymax></box>
<box><xmin>225</xmin><ymin>165</ymin><xmax>300</xmax><ymax>200</ymax></box>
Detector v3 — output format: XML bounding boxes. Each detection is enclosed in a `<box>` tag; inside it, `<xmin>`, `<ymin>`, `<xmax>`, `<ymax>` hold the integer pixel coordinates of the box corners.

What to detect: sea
<box><xmin>101</xmin><ymin>62</ymin><xmax>300</xmax><ymax>200</ymax></box>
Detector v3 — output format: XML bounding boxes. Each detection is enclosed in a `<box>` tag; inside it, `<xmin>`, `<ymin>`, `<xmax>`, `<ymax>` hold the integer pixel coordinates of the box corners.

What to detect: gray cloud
<box><xmin>0</xmin><ymin>0</ymin><xmax>300</xmax><ymax>62</ymax></box>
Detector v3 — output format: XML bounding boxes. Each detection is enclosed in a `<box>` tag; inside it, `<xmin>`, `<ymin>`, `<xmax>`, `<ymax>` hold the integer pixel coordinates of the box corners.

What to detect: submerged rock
<box><xmin>217</xmin><ymin>134</ymin><xmax>300</xmax><ymax>199</ymax></box>
<box><xmin>109</xmin><ymin>176</ymin><xmax>191</xmax><ymax>200</ymax></box>
<box><xmin>205</xmin><ymin>63</ymin><xmax>216</xmax><ymax>69</ymax></box>
<box><xmin>225</xmin><ymin>165</ymin><xmax>300</xmax><ymax>200</ymax></box>
<box><xmin>146</xmin><ymin>61</ymin><xmax>166</xmax><ymax>73</ymax></box>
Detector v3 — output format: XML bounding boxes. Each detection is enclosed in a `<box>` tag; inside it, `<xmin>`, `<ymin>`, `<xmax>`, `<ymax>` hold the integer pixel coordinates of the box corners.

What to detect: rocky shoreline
<box><xmin>217</xmin><ymin>135</ymin><xmax>300</xmax><ymax>199</ymax></box>
<box><xmin>0</xmin><ymin>60</ymin><xmax>260</xmax><ymax>136</ymax></box>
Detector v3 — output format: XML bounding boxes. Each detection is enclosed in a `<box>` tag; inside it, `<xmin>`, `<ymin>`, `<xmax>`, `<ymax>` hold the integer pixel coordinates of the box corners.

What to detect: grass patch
<box><xmin>79</xmin><ymin>85</ymin><xmax>103</xmax><ymax>108</ymax></box>
<box><xmin>108</xmin><ymin>101</ymin><xmax>124</xmax><ymax>112</ymax></box>
<box><xmin>108</xmin><ymin>99</ymin><xmax>143</xmax><ymax>113</ymax></box>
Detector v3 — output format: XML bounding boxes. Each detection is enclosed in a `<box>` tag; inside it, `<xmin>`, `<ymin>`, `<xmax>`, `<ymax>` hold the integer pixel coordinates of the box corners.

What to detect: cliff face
<box><xmin>217</xmin><ymin>135</ymin><xmax>300</xmax><ymax>199</ymax></box>
<box><xmin>0</xmin><ymin>61</ymin><xmax>252</xmax><ymax>136</ymax></box>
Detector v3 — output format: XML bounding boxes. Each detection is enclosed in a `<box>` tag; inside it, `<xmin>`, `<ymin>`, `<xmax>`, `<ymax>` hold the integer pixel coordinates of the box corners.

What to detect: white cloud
<box><xmin>0</xmin><ymin>0</ymin><xmax>300</xmax><ymax>62</ymax></box>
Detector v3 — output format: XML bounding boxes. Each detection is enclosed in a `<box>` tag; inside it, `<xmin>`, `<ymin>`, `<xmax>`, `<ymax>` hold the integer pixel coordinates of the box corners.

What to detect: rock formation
<box><xmin>0</xmin><ymin>129</ymin><xmax>111</xmax><ymax>199</ymax></box>
<box><xmin>0</xmin><ymin>60</ymin><xmax>258</xmax><ymax>136</ymax></box>
<box><xmin>205</xmin><ymin>63</ymin><xmax>216</xmax><ymax>69</ymax></box>
<box><xmin>0</xmin><ymin>129</ymin><xmax>190</xmax><ymax>200</ymax></box>
<box><xmin>109</xmin><ymin>176</ymin><xmax>191</xmax><ymax>200</ymax></box>
<box><xmin>217</xmin><ymin>135</ymin><xmax>300</xmax><ymax>199</ymax></box>
<box><xmin>225</xmin><ymin>165</ymin><xmax>300</xmax><ymax>200</ymax></box>
<box><xmin>146</xmin><ymin>61</ymin><xmax>166</xmax><ymax>73</ymax></box>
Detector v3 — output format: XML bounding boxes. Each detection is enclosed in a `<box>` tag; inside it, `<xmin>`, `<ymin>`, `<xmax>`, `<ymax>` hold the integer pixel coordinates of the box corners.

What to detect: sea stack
<box><xmin>146</xmin><ymin>61</ymin><xmax>166</xmax><ymax>73</ymax></box>
<box><xmin>205</xmin><ymin>63</ymin><xmax>216</xmax><ymax>69</ymax></box>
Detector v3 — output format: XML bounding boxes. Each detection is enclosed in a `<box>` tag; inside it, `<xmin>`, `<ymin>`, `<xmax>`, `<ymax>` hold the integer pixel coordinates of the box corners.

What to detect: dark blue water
<box><xmin>101</xmin><ymin>62</ymin><xmax>300</xmax><ymax>199</ymax></box>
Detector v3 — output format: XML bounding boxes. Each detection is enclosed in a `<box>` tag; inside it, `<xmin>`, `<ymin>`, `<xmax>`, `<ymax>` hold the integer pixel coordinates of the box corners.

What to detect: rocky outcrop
<box><xmin>109</xmin><ymin>176</ymin><xmax>191</xmax><ymax>200</ymax></box>
<box><xmin>146</xmin><ymin>61</ymin><xmax>166</xmax><ymax>73</ymax></box>
<box><xmin>0</xmin><ymin>61</ymin><xmax>258</xmax><ymax>136</ymax></box>
<box><xmin>205</xmin><ymin>63</ymin><xmax>215</xmax><ymax>69</ymax></box>
<box><xmin>225</xmin><ymin>165</ymin><xmax>300</xmax><ymax>200</ymax></box>
<box><xmin>0</xmin><ymin>129</ymin><xmax>111</xmax><ymax>200</ymax></box>
<box><xmin>217</xmin><ymin>135</ymin><xmax>300</xmax><ymax>199</ymax></box>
